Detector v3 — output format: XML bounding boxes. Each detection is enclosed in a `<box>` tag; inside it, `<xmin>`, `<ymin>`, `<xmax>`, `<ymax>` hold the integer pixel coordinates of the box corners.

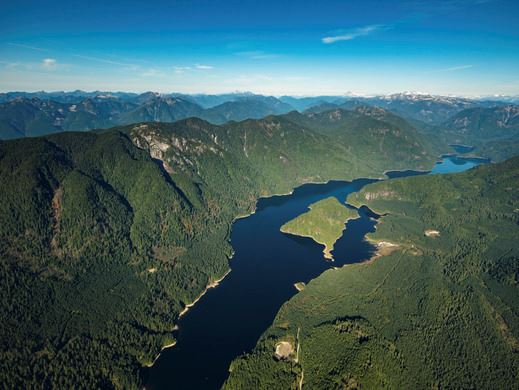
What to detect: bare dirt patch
<box><xmin>424</xmin><ymin>229</ymin><xmax>440</xmax><ymax>237</ymax></box>
<box><xmin>365</xmin><ymin>241</ymin><xmax>400</xmax><ymax>264</ymax></box>
<box><xmin>275</xmin><ymin>341</ymin><xmax>294</xmax><ymax>360</ymax></box>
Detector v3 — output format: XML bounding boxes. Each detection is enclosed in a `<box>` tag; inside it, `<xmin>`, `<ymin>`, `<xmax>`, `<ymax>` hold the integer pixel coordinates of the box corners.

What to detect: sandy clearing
<box><xmin>275</xmin><ymin>341</ymin><xmax>294</xmax><ymax>360</ymax></box>
<box><xmin>425</xmin><ymin>229</ymin><xmax>440</xmax><ymax>237</ymax></box>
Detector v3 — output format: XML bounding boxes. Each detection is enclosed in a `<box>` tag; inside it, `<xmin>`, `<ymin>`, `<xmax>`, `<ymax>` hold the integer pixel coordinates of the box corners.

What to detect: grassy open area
<box><xmin>280</xmin><ymin>197</ymin><xmax>358</xmax><ymax>259</ymax></box>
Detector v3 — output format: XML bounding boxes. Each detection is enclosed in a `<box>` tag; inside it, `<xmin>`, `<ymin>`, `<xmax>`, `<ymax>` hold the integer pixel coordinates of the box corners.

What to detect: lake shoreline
<box><xmin>143</xmin><ymin>155</ymin><xmax>472</xmax><ymax>386</ymax></box>
<box><xmin>179</xmin><ymin>268</ymin><xmax>232</xmax><ymax>319</ymax></box>
<box><xmin>143</xmin><ymin>176</ymin><xmax>378</xmax><ymax>377</ymax></box>
<box><xmin>144</xmin><ymin>268</ymin><xmax>232</xmax><ymax>370</ymax></box>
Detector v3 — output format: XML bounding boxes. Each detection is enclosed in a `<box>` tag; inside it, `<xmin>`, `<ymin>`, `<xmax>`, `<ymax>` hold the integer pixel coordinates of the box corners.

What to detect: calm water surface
<box><xmin>449</xmin><ymin>144</ymin><xmax>475</xmax><ymax>154</ymax></box>
<box><xmin>145</xmin><ymin>156</ymin><xmax>487</xmax><ymax>389</ymax></box>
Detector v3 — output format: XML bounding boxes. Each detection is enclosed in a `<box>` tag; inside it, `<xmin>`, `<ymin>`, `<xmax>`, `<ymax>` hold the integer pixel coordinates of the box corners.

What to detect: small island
<box><xmin>280</xmin><ymin>197</ymin><xmax>358</xmax><ymax>260</ymax></box>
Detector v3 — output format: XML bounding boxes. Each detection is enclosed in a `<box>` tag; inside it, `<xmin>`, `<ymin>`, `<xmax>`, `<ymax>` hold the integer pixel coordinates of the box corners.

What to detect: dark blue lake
<box><xmin>385</xmin><ymin>155</ymin><xmax>490</xmax><ymax>178</ymax></box>
<box><xmin>449</xmin><ymin>144</ymin><xmax>475</xmax><ymax>154</ymax></box>
<box><xmin>145</xmin><ymin>156</ymin><xmax>487</xmax><ymax>389</ymax></box>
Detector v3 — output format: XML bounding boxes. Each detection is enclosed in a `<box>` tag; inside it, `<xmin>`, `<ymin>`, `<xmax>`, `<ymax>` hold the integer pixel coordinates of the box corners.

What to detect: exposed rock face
<box><xmin>424</xmin><ymin>229</ymin><xmax>440</xmax><ymax>237</ymax></box>
<box><xmin>363</xmin><ymin>190</ymin><xmax>397</xmax><ymax>201</ymax></box>
<box><xmin>131</xmin><ymin>125</ymin><xmax>170</xmax><ymax>159</ymax></box>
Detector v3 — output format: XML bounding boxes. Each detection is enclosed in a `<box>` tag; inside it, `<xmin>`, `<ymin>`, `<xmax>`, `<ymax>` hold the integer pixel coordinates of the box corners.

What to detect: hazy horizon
<box><xmin>1</xmin><ymin>89</ymin><xmax>518</xmax><ymax>99</ymax></box>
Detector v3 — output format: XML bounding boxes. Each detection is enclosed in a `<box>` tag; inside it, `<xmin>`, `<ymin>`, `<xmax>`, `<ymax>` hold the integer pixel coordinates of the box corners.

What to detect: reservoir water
<box><xmin>449</xmin><ymin>144</ymin><xmax>475</xmax><ymax>154</ymax></box>
<box><xmin>145</xmin><ymin>156</ymin><xmax>487</xmax><ymax>389</ymax></box>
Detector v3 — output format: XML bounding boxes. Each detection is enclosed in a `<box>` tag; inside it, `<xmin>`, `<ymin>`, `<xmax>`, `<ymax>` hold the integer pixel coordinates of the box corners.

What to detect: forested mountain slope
<box><xmin>444</xmin><ymin>104</ymin><xmax>519</xmax><ymax>139</ymax></box>
<box><xmin>441</xmin><ymin>105</ymin><xmax>519</xmax><ymax>160</ymax></box>
<box><xmin>198</xmin><ymin>96</ymin><xmax>293</xmax><ymax>124</ymax></box>
<box><xmin>0</xmin><ymin>113</ymin><xmax>435</xmax><ymax>388</ymax></box>
<box><xmin>299</xmin><ymin>100</ymin><xmax>519</xmax><ymax>162</ymax></box>
<box><xmin>405</xmin><ymin>105</ymin><xmax>519</xmax><ymax>162</ymax></box>
<box><xmin>225</xmin><ymin>157</ymin><xmax>519</xmax><ymax>389</ymax></box>
<box><xmin>285</xmin><ymin>107</ymin><xmax>441</xmax><ymax>169</ymax></box>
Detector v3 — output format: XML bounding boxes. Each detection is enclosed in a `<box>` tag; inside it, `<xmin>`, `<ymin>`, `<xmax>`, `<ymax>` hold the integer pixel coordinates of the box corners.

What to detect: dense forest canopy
<box><xmin>2</xmin><ymin>0</ymin><xmax>519</xmax><ymax>388</ymax></box>
<box><xmin>0</xmin><ymin>110</ymin><xmax>438</xmax><ymax>388</ymax></box>
<box><xmin>0</xmin><ymin>97</ymin><xmax>518</xmax><ymax>388</ymax></box>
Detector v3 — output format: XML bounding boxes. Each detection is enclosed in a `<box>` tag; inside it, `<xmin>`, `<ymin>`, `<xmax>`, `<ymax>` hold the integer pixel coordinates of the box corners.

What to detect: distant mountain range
<box><xmin>1</xmin><ymin>91</ymin><xmax>518</xmax><ymax>157</ymax></box>
<box><xmin>302</xmin><ymin>93</ymin><xmax>511</xmax><ymax>123</ymax></box>
<box><xmin>0</xmin><ymin>92</ymin><xmax>297</xmax><ymax>139</ymax></box>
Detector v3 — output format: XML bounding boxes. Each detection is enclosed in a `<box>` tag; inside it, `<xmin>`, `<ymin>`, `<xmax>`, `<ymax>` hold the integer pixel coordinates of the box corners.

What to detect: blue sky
<box><xmin>1</xmin><ymin>0</ymin><xmax>518</xmax><ymax>96</ymax></box>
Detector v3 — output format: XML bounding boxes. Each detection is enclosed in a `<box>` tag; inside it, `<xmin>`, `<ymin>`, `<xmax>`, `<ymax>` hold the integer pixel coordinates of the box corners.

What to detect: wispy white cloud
<box><xmin>0</xmin><ymin>60</ymin><xmax>21</xmax><ymax>69</ymax></box>
<box><xmin>73</xmin><ymin>54</ymin><xmax>138</xmax><ymax>70</ymax></box>
<box><xmin>141</xmin><ymin>68</ymin><xmax>166</xmax><ymax>77</ymax></box>
<box><xmin>0</xmin><ymin>59</ymin><xmax>69</xmax><ymax>72</ymax></box>
<box><xmin>195</xmin><ymin>64</ymin><xmax>214</xmax><ymax>70</ymax></box>
<box><xmin>426</xmin><ymin>64</ymin><xmax>474</xmax><ymax>74</ymax></box>
<box><xmin>173</xmin><ymin>66</ymin><xmax>192</xmax><ymax>74</ymax></box>
<box><xmin>42</xmin><ymin>58</ymin><xmax>57</xmax><ymax>69</ymax></box>
<box><xmin>235</xmin><ymin>51</ymin><xmax>279</xmax><ymax>60</ymax></box>
<box><xmin>105</xmin><ymin>54</ymin><xmax>150</xmax><ymax>64</ymax></box>
<box><xmin>440</xmin><ymin>64</ymin><xmax>473</xmax><ymax>72</ymax></box>
<box><xmin>322</xmin><ymin>24</ymin><xmax>386</xmax><ymax>44</ymax></box>
<box><xmin>7</xmin><ymin>42</ymin><xmax>48</xmax><ymax>52</ymax></box>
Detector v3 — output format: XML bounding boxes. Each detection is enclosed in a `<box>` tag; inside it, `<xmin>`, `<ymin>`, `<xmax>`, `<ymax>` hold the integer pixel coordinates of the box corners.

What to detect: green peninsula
<box><xmin>280</xmin><ymin>197</ymin><xmax>358</xmax><ymax>260</ymax></box>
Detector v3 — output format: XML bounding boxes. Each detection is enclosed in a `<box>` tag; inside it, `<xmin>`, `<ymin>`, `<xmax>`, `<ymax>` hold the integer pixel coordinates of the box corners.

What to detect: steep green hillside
<box><xmin>117</xmin><ymin>96</ymin><xmax>203</xmax><ymax>124</ymax></box>
<box><xmin>0</xmin><ymin>98</ymin><xmax>66</xmax><ymax>138</ymax></box>
<box><xmin>302</xmin><ymin>99</ymin><xmax>368</xmax><ymax>114</ymax></box>
<box><xmin>440</xmin><ymin>105</ymin><xmax>519</xmax><ymax>161</ymax></box>
<box><xmin>199</xmin><ymin>97</ymin><xmax>293</xmax><ymax>124</ymax></box>
<box><xmin>445</xmin><ymin>105</ymin><xmax>519</xmax><ymax>139</ymax></box>
<box><xmin>0</xmin><ymin>131</ymin><xmax>208</xmax><ymax>388</ymax></box>
<box><xmin>225</xmin><ymin>157</ymin><xmax>519</xmax><ymax>389</ymax></box>
<box><xmin>280</xmin><ymin>197</ymin><xmax>358</xmax><ymax>259</ymax></box>
<box><xmin>279</xmin><ymin>95</ymin><xmax>346</xmax><ymax>111</ymax></box>
<box><xmin>286</xmin><ymin>107</ymin><xmax>439</xmax><ymax>172</ymax></box>
<box><xmin>0</xmin><ymin>112</ymin><xmax>436</xmax><ymax>388</ymax></box>
<box><xmin>300</xmin><ymin>101</ymin><xmax>519</xmax><ymax>162</ymax></box>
